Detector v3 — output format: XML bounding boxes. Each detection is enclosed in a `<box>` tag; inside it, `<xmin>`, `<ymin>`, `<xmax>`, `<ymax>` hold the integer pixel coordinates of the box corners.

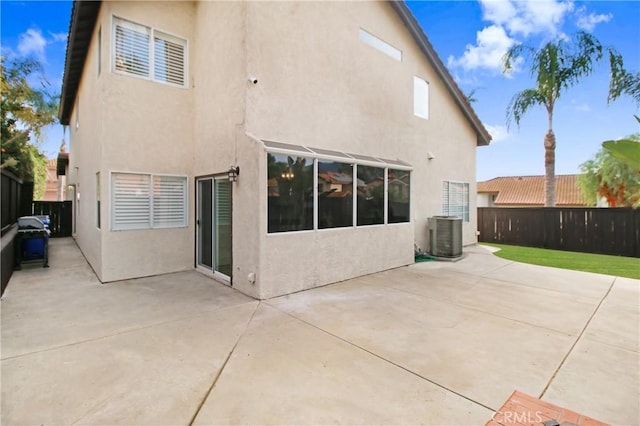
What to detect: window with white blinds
<box><xmin>442</xmin><ymin>181</ymin><xmax>469</xmax><ymax>222</ymax></box>
<box><xmin>154</xmin><ymin>32</ymin><xmax>185</xmax><ymax>86</ymax></box>
<box><xmin>114</xmin><ymin>18</ymin><xmax>150</xmax><ymax>78</ymax></box>
<box><xmin>113</xmin><ymin>17</ymin><xmax>186</xmax><ymax>87</ymax></box>
<box><xmin>153</xmin><ymin>175</ymin><xmax>187</xmax><ymax>228</ymax></box>
<box><xmin>111</xmin><ymin>172</ymin><xmax>187</xmax><ymax>231</ymax></box>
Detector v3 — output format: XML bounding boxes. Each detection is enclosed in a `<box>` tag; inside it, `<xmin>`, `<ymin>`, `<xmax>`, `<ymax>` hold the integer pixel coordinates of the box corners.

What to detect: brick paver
<box><xmin>486</xmin><ymin>391</ymin><xmax>609</xmax><ymax>426</ymax></box>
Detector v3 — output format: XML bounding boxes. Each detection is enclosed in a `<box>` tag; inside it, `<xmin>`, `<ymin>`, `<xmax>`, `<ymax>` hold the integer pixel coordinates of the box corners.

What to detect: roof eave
<box><xmin>58</xmin><ymin>0</ymin><xmax>102</xmax><ymax>125</ymax></box>
<box><xmin>388</xmin><ymin>1</ymin><xmax>492</xmax><ymax>147</ymax></box>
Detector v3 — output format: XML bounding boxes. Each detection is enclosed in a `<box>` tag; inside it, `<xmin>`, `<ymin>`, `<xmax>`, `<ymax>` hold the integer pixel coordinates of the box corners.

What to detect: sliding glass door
<box><xmin>196</xmin><ymin>177</ymin><xmax>232</xmax><ymax>281</ymax></box>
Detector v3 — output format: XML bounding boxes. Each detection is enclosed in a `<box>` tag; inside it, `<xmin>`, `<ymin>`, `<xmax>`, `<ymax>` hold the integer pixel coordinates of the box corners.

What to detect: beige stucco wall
<box><xmin>69</xmin><ymin>1</ymin><xmax>482</xmax><ymax>298</ymax></box>
<box><xmin>191</xmin><ymin>1</ymin><xmax>262</xmax><ymax>297</ymax></box>
<box><xmin>94</xmin><ymin>1</ymin><xmax>196</xmax><ymax>282</ymax></box>
<box><xmin>243</xmin><ymin>1</ymin><xmax>479</xmax><ymax>297</ymax></box>
<box><xmin>68</xmin><ymin>8</ymin><xmax>104</xmax><ymax>278</ymax></box>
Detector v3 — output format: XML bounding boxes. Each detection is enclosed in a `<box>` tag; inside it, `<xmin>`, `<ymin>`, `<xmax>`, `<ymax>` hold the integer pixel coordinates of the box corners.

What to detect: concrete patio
<box><xmin>1</xmin><ymin>238</ymin><xmax>638</xmax><ymax>425</ymax></box>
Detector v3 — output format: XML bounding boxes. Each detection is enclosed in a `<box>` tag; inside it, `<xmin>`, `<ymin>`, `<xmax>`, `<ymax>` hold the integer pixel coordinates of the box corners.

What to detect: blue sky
<box><xmin>2</xmin><ymin>0</ymin><xmax>638</xmax><ymax>181</ymax></box>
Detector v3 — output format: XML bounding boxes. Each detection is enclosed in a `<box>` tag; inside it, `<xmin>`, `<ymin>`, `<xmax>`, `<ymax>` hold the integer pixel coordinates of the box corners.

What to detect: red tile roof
<box><xmin>478</xmin><ymin>175</ymin><xmax>587</xmax><ymax>206</ymax></box>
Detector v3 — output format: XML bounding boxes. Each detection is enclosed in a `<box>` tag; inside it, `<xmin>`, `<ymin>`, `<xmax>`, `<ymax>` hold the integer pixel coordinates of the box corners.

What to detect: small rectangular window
<box><xmin>388</xmin><ymin>169</ymin><xmax>410</xmax><ymax>223</ymax></box>
<box><xmin>357</xmin><ymin>165</ymin><xmax>384</xmax><ymax>226</ymax></box>
<box><xmin>414</xmin><ymin>76</ymin><xmax>429</xmax><ymax>119</ymax></box>
<box><xmin>96</xmin><ymin>172</ymin><xmax>101</xmax><ymax>229</ymax></box>
<box><xmin>359</xmin><ymin>28</ymin><xmax>402</xmax><ymax>61</ymax></box>
<box><xmin>318</xmin><ymin>160</ymin><xmax>353</xmax><ymax>229</ymax></box>
<box><xmin>97</xmin><ymin>27</ymin><xmax>101</xmax><ymax>75</ymax></box>
<box><xmin>267</xmin><ymin>154</ymin><xmax>314</xmax><ymax>233</ymax></box>
<box><xmin>443</xmin><ymin>181</ymin><xmax>469</xmax><ymax>222</ymax></box>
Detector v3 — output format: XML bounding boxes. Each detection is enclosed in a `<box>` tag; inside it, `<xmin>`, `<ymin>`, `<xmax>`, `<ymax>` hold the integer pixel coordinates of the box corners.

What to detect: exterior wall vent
<box><xmin>428</xmin><ymin>216</ymin><xmax>462</xmax><ymax>258</ymax></box>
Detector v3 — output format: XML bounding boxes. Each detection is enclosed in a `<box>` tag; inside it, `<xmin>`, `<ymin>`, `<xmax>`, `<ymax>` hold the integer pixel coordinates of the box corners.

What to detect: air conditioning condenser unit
<box><xmin>428</xmin><ymin>216</ymin><xmax>462</xmax><ymax>258</ymax></box>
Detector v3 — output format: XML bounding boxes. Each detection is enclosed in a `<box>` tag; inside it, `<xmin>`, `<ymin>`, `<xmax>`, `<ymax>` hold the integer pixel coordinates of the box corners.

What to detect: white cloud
<box><xmin>480</xmin><ymin>0</ymin><xmax>574</xmax><ymax>37</ymax></box>
<box><xmin>14</xmin><ymin>28</ymin><xmax>68</xmax><ymax>63</ymax></box>
<box><xmin>48</xmin><ymin>32</ymin><xmax>68</xmax><ymax>43</ymax></box>
<box><xmin>449</xmin><ymin>0</ymin><xmax>576</xmax><ymax>74</ymax></box>
<box><xmin>448</xmin><ymin>25</ymin><xmax>517</xmax><ymax>73</ymax></box>
<box><xmin>18</xmin><ymin>28</ymin><xmax>47</xmax><ymax>61</ymax></box>
<box><xmin>575</xmin><ymin>7</ymin><xmax>612</xmax><ymax>31</ymax></box>
<box><xmin>1</xmin><ymin>45</ymin><xmax>16</xmax><ymax>58</ymax></box>
<box><xmin>484</xmin><ymin>123</ymin><xmax>511</xmax><ymax>142</ymax></box>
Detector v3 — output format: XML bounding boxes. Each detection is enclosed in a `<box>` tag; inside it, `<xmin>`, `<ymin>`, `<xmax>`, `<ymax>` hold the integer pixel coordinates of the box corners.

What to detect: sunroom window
<box><xmin>356</xmin><ymin>165</ymin><xmax>384</xmax><ymax>226</ymax></box>
<box><xmin>318</xmin><ymin>160</ymin><xmax>353</xmax><ymax>229</ymax></box>
<box><xmin>267</xmin><ymin>154</ymin><xmax>314</xmax><ymax>233</ymax></box>
<box><xmin>113</xmin><ymin>17</ymin><xmax>186</xmax><ymax>87</ymax></box>
<box><xmin>388</xmin><ymin>169</ymin><xmax>410</xmax><ymax>223</ymax></box>
<box><xmin>264</xmin><ymin>140</ymin><xmax>412</xmax><ymax>234</ymax></box>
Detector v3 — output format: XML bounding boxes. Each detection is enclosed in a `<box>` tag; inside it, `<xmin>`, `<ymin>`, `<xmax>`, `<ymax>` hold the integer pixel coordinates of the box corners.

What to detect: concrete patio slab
<box><xmin>2</xmin><ymin>239</ymin><xmax>638</xmax><ymax>425</ymax></box>
<box><xmin>193</xmin><ymin>303</ymin><xmax>493</xmax><ymax>425</ymax></box>
<box><xmin>2</xmin><ymin>302</ymin><xmax>258</xmax><ymax>425</ymax></box>
<box><xmin>268</xmin><ymin>279</ymin><xmax>576</xmax><ymax>409</ymax></box>
<box><xmin>2</xmin><ymin>241</ymin><xmax>252</xmax><ymax>359</ymax></box>
<box><xmin>543</xmin><ymin>336</ymin><xmax>639</xmax><ymax>425</ymax></box>
<box><xmin>480</xmin><ymin>261</ymin><xmax>614</xmax><ymax>301</ymax></box>
<box><xmin>452</xmin><ymin>276</ymin><xmax>601</xmax><ymax>335</ymax></box>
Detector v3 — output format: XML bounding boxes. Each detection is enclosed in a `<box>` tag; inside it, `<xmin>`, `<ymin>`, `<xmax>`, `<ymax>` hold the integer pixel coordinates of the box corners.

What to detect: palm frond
<box><xmin>506</xmin><ymin>89</ymin><xmax>546</xmax><ymax>129</ymax></box>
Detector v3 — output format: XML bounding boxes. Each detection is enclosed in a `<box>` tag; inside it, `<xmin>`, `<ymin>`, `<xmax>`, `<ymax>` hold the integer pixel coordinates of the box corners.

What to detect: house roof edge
<box><xmin>388</xmin><ymin>1</ymin><xmax>492</xmax><ymax>146</ymax></box>
<box><xmin>58</xmin><ymin>0</ymin><xmax>102</xmax><ymax>125</ymax></box>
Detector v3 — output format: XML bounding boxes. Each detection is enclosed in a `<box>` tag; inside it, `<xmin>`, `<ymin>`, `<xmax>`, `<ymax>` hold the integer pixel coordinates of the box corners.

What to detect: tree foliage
<box><xmin>578</xmin><ymin>134</ymin><xmax>640</xmax><ymax>207</ymax></box>
<box><xmin>1</xmin><ymin>56</ymin><xmax>58</xmax><ymax>199</ymax></box>
<box><xmin>502</xmin><ymin>32</ymin><xmax>629</xmax><ymax>207</ymax></box>
<box><xmin>608</xmin><ymin>52</ymin><xmax>640</xmax><ymax>105</ymax></box>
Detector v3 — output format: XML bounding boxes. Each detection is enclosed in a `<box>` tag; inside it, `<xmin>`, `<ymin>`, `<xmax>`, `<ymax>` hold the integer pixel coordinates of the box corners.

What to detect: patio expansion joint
<box><xmin>187</xmin><ymin>300</ymin><xmax>261</xmax><ymax>426</ymax></box>
<box><xmin>265</xmin><ymin>301</ymin><xmax>498</xmax><ymax>414</ymax></box>
<box><xmin>0</xmin><ymin>300</ymin><xmax>259</xmax><ymax>362</ymax></box>
<box><xmin>382</xmin><ymin>284</ymin><xmax>575</xmax><ymax>337</ymax></box>
<box><xmin>539</xmin><ymin>276</ymin><xmax>617</xmax><ymax>399</ymax></box>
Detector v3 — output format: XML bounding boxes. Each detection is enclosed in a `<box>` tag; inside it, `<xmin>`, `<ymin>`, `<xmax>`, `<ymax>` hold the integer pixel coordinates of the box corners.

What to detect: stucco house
<box><xmin>58</xmin><ymin>0</ymin><xmax>490</xmax><ymax>299</ymax></box>
<box><xmin>477</xmin><ymin>175</ymin><xmax>588</xmax><ymax>208</ymax></box>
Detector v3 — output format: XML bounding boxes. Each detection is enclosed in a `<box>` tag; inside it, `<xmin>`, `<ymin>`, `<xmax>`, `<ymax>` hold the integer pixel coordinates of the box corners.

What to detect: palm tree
<box><xmin>503</xmin><ymin>32</ymin><xmax>613</xmax><ymax>206</ymax></box>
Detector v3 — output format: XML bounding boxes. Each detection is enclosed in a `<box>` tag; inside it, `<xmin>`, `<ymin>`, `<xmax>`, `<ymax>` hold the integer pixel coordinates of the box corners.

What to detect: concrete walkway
<box><xmin>1</xmin><ymin>238</ymin><xmax>638</xmax><ymax>425</ymax></box>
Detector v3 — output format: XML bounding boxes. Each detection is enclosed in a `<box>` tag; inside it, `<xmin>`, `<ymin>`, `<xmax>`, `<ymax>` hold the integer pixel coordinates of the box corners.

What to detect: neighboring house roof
<box><xmin>477</xmin><ymin>175</ymin><xmax>586</xmax><ymax>206</ymax></box>
<box><xmin>58</xmin><ymin>1</ymin><xmax>491</xmax><ymax>146</ymax></box>
<box><xmin>43</xmin><ymin>159</ymin><xmax>60</xmax><ymax>201</ymax></box>
<box><xmin>318</xmin><ymin>172</ymin><xmax>353</xmax><ymax>185</ymax></box>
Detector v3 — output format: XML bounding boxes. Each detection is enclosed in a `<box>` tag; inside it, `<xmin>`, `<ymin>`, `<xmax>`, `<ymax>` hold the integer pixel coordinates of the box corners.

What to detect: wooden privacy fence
<box><xmin>477</xmin><ymin>207</ymin><xmax>640</xmax><ymax>258</ymax></box>
<box><xmin>32</xmin><ymin>201</ymin><xmax>73</xmax><ymax>238</ymax></box>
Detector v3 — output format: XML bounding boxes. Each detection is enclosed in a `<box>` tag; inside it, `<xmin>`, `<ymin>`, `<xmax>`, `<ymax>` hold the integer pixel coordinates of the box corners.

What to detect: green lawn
<box><xmin>482</xmin><ymin>243</ymin><xmax>640</xmax><ymax>280</ymax></box>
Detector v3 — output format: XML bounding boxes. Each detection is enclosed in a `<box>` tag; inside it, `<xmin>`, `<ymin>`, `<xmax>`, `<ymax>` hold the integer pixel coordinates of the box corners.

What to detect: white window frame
<box><xmin>112</xmin><ymin>16</ymin><xmax>188</xmax><ymax>88</ymax></box>
<box><xmin>111</xmin><ymin>171</ymin><xmax>188</xmax><ymax>231</ymax></box>
<box><xmin>359</xmin><ymin>28</ymin><xmax>402</xmax><ymax>61</ymax></box>
<box><xmin>442</xmin><ymin>180</ymin><xmax>469</xmax><ymax>222</ymax></box>
<box><xmin>414</xmin><ymin>76</ymin><xmax>429</xmax><ymax>119</ymax></box>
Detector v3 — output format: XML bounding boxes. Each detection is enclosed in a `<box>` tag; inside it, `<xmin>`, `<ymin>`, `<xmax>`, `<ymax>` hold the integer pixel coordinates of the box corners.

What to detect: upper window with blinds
<box><xmin>113</xmin><ymin>17</ymin><xmax>187</xmax><ymax>87</ymax></box>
